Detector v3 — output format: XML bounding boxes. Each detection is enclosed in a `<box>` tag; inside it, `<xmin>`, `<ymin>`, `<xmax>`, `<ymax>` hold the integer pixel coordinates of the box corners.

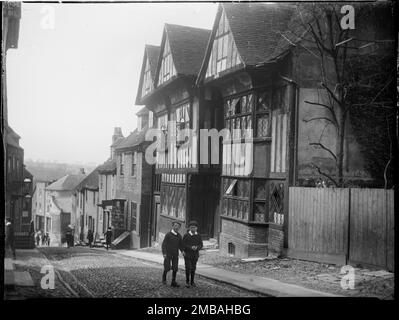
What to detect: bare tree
<box><xmin>286</xmin><ymin>3</ymin><xmax>395</xmax><ymax>187</ymax></box>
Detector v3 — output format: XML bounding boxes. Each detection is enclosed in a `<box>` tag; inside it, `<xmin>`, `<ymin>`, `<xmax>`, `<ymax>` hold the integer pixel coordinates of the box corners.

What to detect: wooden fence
<box><xmin>288</xmin><ymin>187</ymin><xmax>394</xmax><ymax>271</ymax></box>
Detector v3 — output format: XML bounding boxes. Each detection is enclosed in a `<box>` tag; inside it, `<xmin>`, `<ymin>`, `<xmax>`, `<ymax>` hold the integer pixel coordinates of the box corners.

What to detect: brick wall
<box><xmin>268</xmin><ymin>224</ymin><xmax>284</xmax><ymax>256</ymax></box>
<box><xmin>219</xmin><ymin>218</ymin><xmax>268</xmax><ymax>258</ymax></box>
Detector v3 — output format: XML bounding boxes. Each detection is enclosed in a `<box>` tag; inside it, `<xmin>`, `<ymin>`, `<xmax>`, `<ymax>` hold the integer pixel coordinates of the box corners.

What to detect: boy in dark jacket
<box><xmin>161</xmin><ymin>221</ymin><xmax>183</xmax><ymax>287</ymax></box>
<box><xmin>182</xmin><ymin>221</ymin><xmax>203</xmax><ymax>287</ymax></box>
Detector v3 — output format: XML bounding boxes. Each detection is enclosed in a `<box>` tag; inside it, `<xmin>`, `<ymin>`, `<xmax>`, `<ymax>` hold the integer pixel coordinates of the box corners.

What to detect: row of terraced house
<box><xmin>34</xmin><ymin>2</ymin><xmax>395</xmax><ymax>258</ymax></box>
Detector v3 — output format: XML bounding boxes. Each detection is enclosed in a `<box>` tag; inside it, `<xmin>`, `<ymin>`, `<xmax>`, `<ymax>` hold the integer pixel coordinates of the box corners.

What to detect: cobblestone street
<box><xmin>10</xmin><ymin>247</ymin><xmax>262</xmax><ymax>298</ymax></box>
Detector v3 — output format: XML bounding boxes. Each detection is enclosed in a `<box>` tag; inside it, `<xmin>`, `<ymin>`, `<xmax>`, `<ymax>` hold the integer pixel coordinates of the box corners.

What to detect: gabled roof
<box><xmin>224</xmin><ymin>3</ymin><xmax>294</xmax><ymax>65</ymax></box>
<box><xmin>46</xmin><ymin>173</ymin><xmax>86</xmax><ymax>191</ymax></box>
<box><xmin>198</xmin><ymin>3</ymin><xmax>295</xmax><ymax>82</ymax></box>
<box><xmin>5</xmin><ymin>124</ymin><xmax>22</xmax><ymax>149</ymax></box>
<box><xmin>136</xmin><ymin>106</ymin><xmax>149</xmax><ymax>116</ymax></box>
<box><xmin>52</xmin><ymin>196</ymin><xmax>70</xmax><ymax>213</ymax></box>
<box><xmin>115</xmin><ymin>126</ymin><xmax>149</xmax><ymax>151</ymax></box>
<box><xmin>74</xmin><ymin>168</ymin><xmax>99</xmax><ymax>191</ymax></box>
<box><xmin>135</xmin><ymin>44</ymin><xmax>161</xmax><ymax>105</ymax></box>
<box><xmin>155</xmin><ymin>24</ymin><xmax>211</xmax><ymax>86</ymax></box>
<box><xmin>111</xmin><ymin>136</ymin><xmax>125</xmax><ymax>148</ymax></box>
<box><xmin>97</xmin><ymin>158</ymin><xmax>117</xmax><ymax>174</ymax></box>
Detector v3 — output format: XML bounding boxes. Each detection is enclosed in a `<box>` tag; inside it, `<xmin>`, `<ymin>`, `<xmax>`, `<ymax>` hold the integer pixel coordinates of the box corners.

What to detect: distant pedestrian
<box><xmin>5</xmin><ymin>218</ymin><xmax>16</xmax><ymax>259</ymax></box>
<box><xmin>161</xmin><ymin>221</ymin><xmax>184</xmax><ymax>287</ymax></box>
<box><xmin>66</xmin><ymin>227</ymin><xmax>73</xmax><ymax>248</ymax></box>
<box><xmin>183</xmin><ymin>221</ymin><xmax>203</xmax><ymax>288</ymax></box>
<box><xmin>87</xmin><ymin>229</ymin><xmax>94</xmax><ymax>248</ymax></box>
<box><xmin>35</xmin><ymin>231</ymin><xmax>40</xmax><ymax>247</ymax></box>
<box><xmin>41</xmin><ymin>231</ymin><xmax>47</xmax><ymax>246</ymax></box>
<box><xmin>46</xmin><ymin>233</ymin><xmax>50</xmax><ymax>246</ymax></box>
<box><xmin>105</xmin><ymin>227</ymin><xmax>113</xmax><ymax>250</ymax></box>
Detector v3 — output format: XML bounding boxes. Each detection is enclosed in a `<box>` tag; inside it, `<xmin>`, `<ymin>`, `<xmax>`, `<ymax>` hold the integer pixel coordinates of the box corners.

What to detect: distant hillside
<box><xmin>25</xmin><ymin>159</ymin><xmax>97</xmax><ymax>183</ymax></box>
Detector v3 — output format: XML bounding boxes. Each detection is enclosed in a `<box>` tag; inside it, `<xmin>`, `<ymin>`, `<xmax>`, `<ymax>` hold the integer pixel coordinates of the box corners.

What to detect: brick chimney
<box><xmin>112</xmin><ymin>127</ymin><xmax>123</xmax><ymax>144</ymax></box>
<box><xmin>110</xmin><ymin>127</ymin><xmax>124</xmax><ymax>159</ymax></box>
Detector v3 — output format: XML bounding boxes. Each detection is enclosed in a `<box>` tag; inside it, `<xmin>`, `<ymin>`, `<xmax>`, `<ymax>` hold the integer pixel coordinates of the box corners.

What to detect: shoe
<box><xmin>191</xmin><ymin>282</ymin><xmax>196</xmax><ymax>287</ymax></box>
<box><xmin>185</xmin><ymin>282</ymin><xmax>190</xmax><ymax>288</ymax></box>
<box><xmin>171</xmin><ymin>282</ymin><xmax>180</xmax><ymax>288</ymax></box>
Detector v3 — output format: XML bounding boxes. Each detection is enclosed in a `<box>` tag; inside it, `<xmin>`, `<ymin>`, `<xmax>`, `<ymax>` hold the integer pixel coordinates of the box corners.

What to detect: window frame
<box><xmin>131</xmin><ymin>152</ymin><xmax>137</xmax><ymax>177</ymax></box>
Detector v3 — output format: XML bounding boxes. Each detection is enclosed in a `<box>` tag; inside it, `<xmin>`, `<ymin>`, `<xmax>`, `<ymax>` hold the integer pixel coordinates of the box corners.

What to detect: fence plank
<box><xmin>349</xmin><ymin>188</ymin><xmax>393</xmax><ymax>269</ymax></box>
<box><xmin>288</xmin><ymin>187</ymin><xmax>348</xmax><ymax>264</ymax></box>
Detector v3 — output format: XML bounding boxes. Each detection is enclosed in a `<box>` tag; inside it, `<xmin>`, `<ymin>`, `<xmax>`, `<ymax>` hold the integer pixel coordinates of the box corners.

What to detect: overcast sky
<box><xmin>7</xmin><ymin>2</ymin><xmax>217</xmax><ymax>165</ymax></box>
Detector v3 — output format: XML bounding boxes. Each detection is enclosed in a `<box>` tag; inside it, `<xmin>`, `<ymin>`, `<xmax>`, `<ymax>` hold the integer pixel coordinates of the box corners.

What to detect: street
<box><xmin>10</xmin><ymin>247</ymin><xmax>262</xmax><ymax>298</ymax></box>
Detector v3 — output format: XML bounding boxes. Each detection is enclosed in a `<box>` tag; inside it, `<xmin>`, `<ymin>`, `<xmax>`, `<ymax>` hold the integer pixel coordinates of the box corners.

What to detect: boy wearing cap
<box><xmin>162</xmin><ymin>221</ymin><xmax>184</xmax><ymax>287</ymax></box>
<box><xmin>183</xmin><ymin>221</ymin><xmax>203</xmax><ymax>288</ymax></box>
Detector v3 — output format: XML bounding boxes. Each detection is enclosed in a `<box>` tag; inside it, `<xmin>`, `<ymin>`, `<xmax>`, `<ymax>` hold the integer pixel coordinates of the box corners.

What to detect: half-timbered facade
<box><xmin>197</xmin><ymin>2</ymin><xmax>395</xmax><ymax>258</ymax></box>
<box><xmin>135</xmin><ymin>24</ymin><xmax>223</xmax><ymax>242</ymax></box>
<box><xmin>197</xmin><ymin>3</ymin><xmax>300</xmax><ymax>257</ymax></box>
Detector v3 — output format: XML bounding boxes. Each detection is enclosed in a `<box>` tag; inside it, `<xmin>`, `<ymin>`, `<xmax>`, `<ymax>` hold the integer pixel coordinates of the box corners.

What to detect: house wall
<box><xmin>293</xmin><ymin>48</ymin><xmax>372</xmax><ymax>186</ymax></box>
<box><xmin>79</xmin><ymin>189</ymin><xmax>99</xmax><ymax>242</ymax></box>
<box><xmin>98</xmin><ymin>172</ymin><xmax>116</xmax><ymax>237</ymax></box>
<box><xmin>5</xmin><ymin>144</ymin><xmax>25</xmax><ymax>232</ymax></box>
<box><xmin>115</xmin><ymin>148</ymin><xmax>152</xmax><ymax>248</ymax></box>
<box><xmin>32</xmin><ymin>182</ymin><xmax>47</xmax><ymax>231</ymax></box>
<box><xmin>46</xmin><ymin>190</ymin><xmax>73</xmax><ymax>246</ymax></box>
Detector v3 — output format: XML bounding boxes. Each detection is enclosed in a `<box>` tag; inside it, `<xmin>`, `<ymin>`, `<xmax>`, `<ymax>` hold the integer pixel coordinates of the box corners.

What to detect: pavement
<box><xmin>6</xmin><ymin>246</ymin><xmax>340</xmax><ymax>297</ymax></box>
<box><xmin>96</xmin><ymin>248</ymin><xmax>340</xmax><ymax>297</ymax></box>
<box><xmin>4</xmin><ymin>250</ymin><xmax>36</xmax><ymax>300</ymax></box>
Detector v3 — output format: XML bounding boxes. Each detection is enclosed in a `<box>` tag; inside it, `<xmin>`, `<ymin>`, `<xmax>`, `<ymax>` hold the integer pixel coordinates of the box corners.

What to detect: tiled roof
<box><xmin>165</xmin><ymin>24</ymin><xmax>211</xmax><ymax>77</ymax></box>
<box><xmin>136</xmin><ymin>106</ymin><xmax>149</xmax><ymax>116</ymax></box>
<box><xmin>46</xmin><ymin>173</ymin><xmax>86</xmax><ymax>191</ymax></box>
<box><xmin>5</xmin><ymin>125</ymin><xmax>22</xmax><ymax>149</ymax></box>
<box><xmin>222</xmin><ymin>3</ymin><xmax>295</xmax><ymax>66</ymax></box>
<box><xmin>111</xmin><ymin>136</ymin><xmax>125</xmax><ymax>148</ymax></box>
<box><xmin>115</xmin><ymin>126</ymin><xmax>149</xmax><ymax>151</ymax></box>
<box><xmin>52</xmin><ymin>196</ymin><xmax>70</xmax><ymax>213</ymax></box>
<box><xmin>24</xmin><ymin>167</ymin><xmax>33</xmax><ymax>179</ymax></box>
<box><xmin>97</xmin><ymin>158</ymin><xmax>117</xmax><ymax>174</ymax></box>
<box><xmin>74</xmin><ymin>168</ymin><xmax>99</xmax><ymax>191</ymax></box>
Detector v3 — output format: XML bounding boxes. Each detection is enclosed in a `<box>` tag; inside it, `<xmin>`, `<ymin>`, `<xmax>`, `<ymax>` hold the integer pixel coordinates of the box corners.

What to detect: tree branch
<box><xmin>303</xmin><ymin>117</ymin><xmax>335</xmax><ymax>124</ymax></box>
<box><xmin>309</xmin><ymin>142</ymin><xmax>337</xmax><ymax>162</ymax></box>
<box><xmin>321</xmin><ymin>82</ymin><xmax>342</xmax><ymax>106</ymax></box>
<box><xmin>304</xmin><ymin>100</ymin><xmax>338</xmax><ymax>126</ymax></box>
<box><xmin>312</xmin><ymin>163</ymin><xmax>339</xmax><ymax>187</ymax></box>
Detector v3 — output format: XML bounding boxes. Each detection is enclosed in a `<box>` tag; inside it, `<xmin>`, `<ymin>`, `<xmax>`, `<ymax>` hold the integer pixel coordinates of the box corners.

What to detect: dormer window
<box><xmin>158</xmin><ymin>37</ymin><xmax>176</xmax><ymax>85</ymax></box>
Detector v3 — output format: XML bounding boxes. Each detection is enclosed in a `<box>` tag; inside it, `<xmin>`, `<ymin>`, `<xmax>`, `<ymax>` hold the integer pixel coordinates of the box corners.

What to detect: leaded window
<box><xmin>224</xmin><ymin>93</ymin><xmax>254</xmax><ymax>139</ymax></box>
<box><xmin>256</xmin><ymin>89</ymin><xmax>272</xmax><ymax>138</ymax></box>
<box><xmin>269</xmin><ymin>182</ymin><xmax>285</xmax><ymax>224</ymax></box>
<box><xmin>222</xmin><ymin>178</ymin><xmax>250</xmax><ymax>221</ymax></box>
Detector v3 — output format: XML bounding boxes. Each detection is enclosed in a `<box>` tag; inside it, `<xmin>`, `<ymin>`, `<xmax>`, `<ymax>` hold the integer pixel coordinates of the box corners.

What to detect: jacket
<box><xmin>162</xmin><ymin>231</ymin><xmax>183</xmax><ymax>257</ymax></box>
<box><xmin>182</xmin><ymin>232</ymin><xmax>203</xmax><ymax>259</ymax></box>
